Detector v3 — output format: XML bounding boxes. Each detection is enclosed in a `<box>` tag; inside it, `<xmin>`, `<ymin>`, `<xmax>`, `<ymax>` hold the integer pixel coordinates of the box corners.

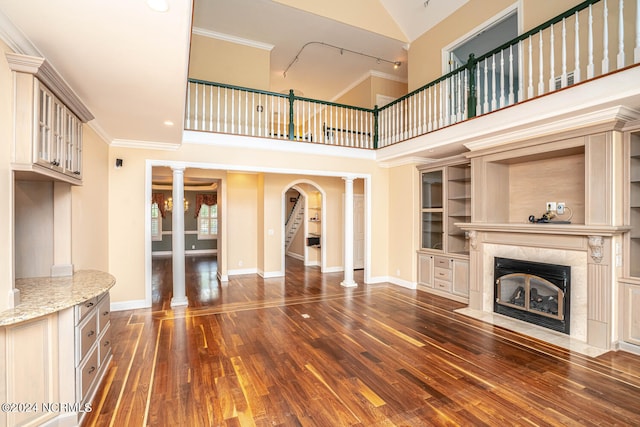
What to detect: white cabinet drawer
<box><xmin>77</xmin><ymin>346</ymin><xmax>99</xmax><ymax>401</ymax></box>
<box><xmin>77</xmin><ymin>311</ymin><xmax>97</xmax><ymax>363</ymax></box>
<box><xmin>434</xmin><ymin>267</ymin><xmax>452</xmax><ymax>281</ymax></box>
<box><xmin>434</xmin><ymin>279</ymin><xmax>452</xmax><ymax>292</ymax></box>
<box><xmin>75</xmin><ymin>297</ymin><xmax>98</xmax><ymax>324</ymax></box>
<box><xmin>99</xmin><ymin>323</ymin><xmax>112</xmax><ymax>366</ymax></box>
<box><xmin>434</xmin><ymin>257</ymin><xmax>452</xmax><ymax>269</ymax></box>
<box><xmin>96</xmin><ymin>293</ymin><xmax>110</xmax><ymax>333</ymax></box>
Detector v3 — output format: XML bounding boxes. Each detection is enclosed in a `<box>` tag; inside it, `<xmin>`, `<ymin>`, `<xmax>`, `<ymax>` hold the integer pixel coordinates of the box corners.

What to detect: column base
<box><xmin>170</xmin><ymin>296</ymin><xmax>188</xmax><ymax>307</ymax></box>
<box><xmin>340</xmin><ymin>280</ymin><xmax>357</xmax><ymax>288</ymax></box>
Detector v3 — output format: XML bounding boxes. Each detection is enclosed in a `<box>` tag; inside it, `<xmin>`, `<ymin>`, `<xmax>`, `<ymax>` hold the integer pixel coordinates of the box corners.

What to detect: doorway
<box><xmin>282</xmin><ymin>181</ymin><xmax>324</xmax><ymax>272</ymax></box>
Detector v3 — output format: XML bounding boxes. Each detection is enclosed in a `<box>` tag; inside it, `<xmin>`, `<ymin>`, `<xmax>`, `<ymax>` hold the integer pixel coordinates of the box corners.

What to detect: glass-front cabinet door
<box><xmin>421</xmin><ymin>170</ymin><xmax>444</xmax><ymax>250</ymax></box>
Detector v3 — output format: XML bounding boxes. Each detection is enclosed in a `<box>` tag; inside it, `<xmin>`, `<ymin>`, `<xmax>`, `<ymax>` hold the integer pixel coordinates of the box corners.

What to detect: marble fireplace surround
<box><xmin>457</xmin><ymin>224</ymin><xmax>627</xmax><ymax>357</ymax></box>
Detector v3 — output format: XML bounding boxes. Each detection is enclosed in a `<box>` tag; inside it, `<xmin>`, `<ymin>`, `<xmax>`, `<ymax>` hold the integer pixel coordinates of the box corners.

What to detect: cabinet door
<box><xmin>418</xmin><ymin>253</ymin><xmax>434</xmax><ymax>287</ymax></box>
<box><xmin>622</xmin><ymin>283</ymin><xmax>640</xmax><ymax>346</ymax></box>
<box><xmin>421</xmin><ymin>169</ymin><xmax>444</xmax><ymax>250</ymax></box>
<box><xmin>35</xmin><ymin>84</ymin><xmax>53</xmax><ymax>166</ymax></box>
<box><xmin>452</xmin><ymin>259</ymin><xmax>469</xmax><ymax>297</ymax></box>
<box><xmin>64</xmin><ymin>111</ymin><xmax>83</xmax><ymax>179</ymax></box>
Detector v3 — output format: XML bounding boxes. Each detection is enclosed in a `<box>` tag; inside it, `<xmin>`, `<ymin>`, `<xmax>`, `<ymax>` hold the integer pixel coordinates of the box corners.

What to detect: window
<box><xmin>198</xmin><ymin>203</ymin><xmax>217</xmax><ymax>239</ymax></box>
<box><xmin>151</xmin><ymin>202</ymin><xmax>163</xmax><ymax>241</ymax></box>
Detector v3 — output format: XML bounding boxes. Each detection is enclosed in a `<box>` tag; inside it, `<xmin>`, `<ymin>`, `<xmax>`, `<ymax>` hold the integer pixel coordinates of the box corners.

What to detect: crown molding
<box><xmin>192</xmin><ymin>27</ymin><xmax>274</xmax><ymax>51</ymax></box>
<box><xmin>110</xmin><ymin>139</ymin><xmax>181</xmax><ymax>150</ymax></box>
<box><xmin>0</xmin><ymin>9</ymin><xmax>40</xmax><ymax>56</ymax></box>
<box><xmin>6</xmin><ymin>53</ymin><xmax>94</xmax><ymax>122</ymax></box>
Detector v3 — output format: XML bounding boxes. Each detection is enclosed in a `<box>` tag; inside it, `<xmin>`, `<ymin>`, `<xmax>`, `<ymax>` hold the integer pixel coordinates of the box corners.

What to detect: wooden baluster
<box><xmin>491</xmin><ymin>54</ymin><xmax>497</xmax><ymax>111</ymax></box>
<box><xmin>186</xmin><ymin>82</ymin><xmax>191</xmax><ymax>130</ymax></box>
<box><xmin>245</xmin><ymin>91</ymin><xmax>249</xmax><ymax>135</ymax></box>
<box><xmin>588</xmin><ymin>5</ymin><xmax>595</xmax><ymax>78</ymax></box>
<box><xmin>438</xmin><ymin>82</ymin><xmax>444</xmax><ymax>129</ymax></box>
<box><xmin>216</xmin><ymin>86</ymin><xmax>221</xmax><ymax>132</ymax></box>
<box><xmin>508</xmin><ymin>45</ymin><xmax>515</xmax><ymax>105</ymax></box>
<box><xmin>483</xmin><ymin>58</ymin><xmax>489</xmax><ymax>113</ymax></box>
<box><xmin>194</xmin><ymin>83</ymin><xmax>200</xmax><ymax>130</ymax></box>
<box><xmin>549</xmin><ymin>24</ymin><xmax>556</xmax><ymax>91</ymax></box>
<box><xmin>617</xmin><ymin>0</ymin><xmax>625</xmax><ymax>68</ymax></box>
<box><xmin>561</xmin><ymin>18</ymin><xmax>568</xmax><ymax>88</ymax></box>
<box><xmin>517</xmin><ymin>40</ymin><xmax>524</xmax><ymax>102</ymax></box>
<box><xmin>202</xmin><ymin>83</ymin><xmax>207</xmax><ymax>131</ymax></box>
<box><xmin>603</xmin><ymin>0</ymin><xmax>610</xmax><ymax>74</ymax></box>
<box><xmin>636</xmin><ymin>0</ymin><xmax>640</xmax><ymax>63</ymax></box>
<box><xmin>574</xmin><ymin>12</ymin><xmax>581</xmax><ymax>83</ymax></box>
<box><xmin>223</xmin><ymin>87</ymin><xmax>228</xmax><ymax>133</ymax></box>
<box><xmin>476</xmin><ymin>62</ymin><xmax>482</xmax><ymax>113</ymax></box>
<box><xmin>499</xmin><ymin>50</ymin><xmax>506</xmax><ymax>107</ymax></box>
<box><xmin>538</xmin><ymin>32</ymin><xmax>545</xmax><ymax>95</ymax></box>
<box><xmin>209</xmin><ymin>86</ymin><xmax>214</xmax><ymax>132</ymax></box>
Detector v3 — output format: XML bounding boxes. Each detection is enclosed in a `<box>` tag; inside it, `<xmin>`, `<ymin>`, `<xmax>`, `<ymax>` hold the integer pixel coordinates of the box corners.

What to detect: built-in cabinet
<box><xmin>417</xmin><ymin>158</ymin><xmax>470</xmax><ymax>303</ymax></box>
<box><xmin>75</xmin><ymin>292</ymin><xmax>112</xmax><ymax>415</ymax></box>
<box><xmin>622</xmin><ymin>125</ymin><xmax>640</xmax><ymax>351</ymax></box>
<box><xmin>7</xmin><ymin>52</ymin><xmax>92</xmax><ymax>185</ymax></box>
<box><xmin>34</xmin><ymin>81</ymin><xmax>83</xmax><ymax>180</ymax></box>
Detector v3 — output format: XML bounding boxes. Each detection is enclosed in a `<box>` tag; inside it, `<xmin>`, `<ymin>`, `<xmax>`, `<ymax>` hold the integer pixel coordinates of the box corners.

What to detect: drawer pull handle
<box><xmin>104</xmin><ymin>341</ymin><xmax>110</xmax><ymax>346</ymax></box>
<box><xmin>85</xmin><ymin>302</ymin><xmax>94</xmax><ymax>308</ymax></box>
<box><xmin>103</xmin><ymin>311</ymin><xmax>110</xmax><ymax>316</ymax></box>
<box><xmin>88</xmin><ymin>366</ymin><xmax>96</xmax><ymax>374</ymax></box>
<box><xmin>87</xmin><ymin>330</ymin><xmax>95</xmax><ymax>337</ymax></box>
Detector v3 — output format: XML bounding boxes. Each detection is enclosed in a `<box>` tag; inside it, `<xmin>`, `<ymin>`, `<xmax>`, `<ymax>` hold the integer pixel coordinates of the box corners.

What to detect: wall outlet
<box><xmin>557</xmin><ymin>202</ymin><xmax>565</xmax><ymax>215</ymax></box>
<box><xmin>546</xmin><ymin>202</ymin><xmax>557</xmax><ymax>212</ymax></box>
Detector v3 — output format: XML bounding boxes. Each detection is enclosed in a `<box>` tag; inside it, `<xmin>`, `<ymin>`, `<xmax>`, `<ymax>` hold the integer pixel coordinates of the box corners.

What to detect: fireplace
<box><xmin>494</xmin><ymin>257</ymin><xmax>570</xmax><ymax>334</ymax></box>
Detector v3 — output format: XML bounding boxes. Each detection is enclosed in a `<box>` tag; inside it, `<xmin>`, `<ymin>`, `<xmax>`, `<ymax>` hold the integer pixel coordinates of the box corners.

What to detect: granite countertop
<box><xmin>0</xmin><ymin>270</ymin><xmax>116</xmax><ymax>327</ymax></box>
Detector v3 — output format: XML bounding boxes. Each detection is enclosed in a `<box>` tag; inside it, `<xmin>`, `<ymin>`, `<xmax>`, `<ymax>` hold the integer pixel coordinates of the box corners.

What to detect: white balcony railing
<box><xmin>185</xmin><ymin>0</ymin><xmax>640</xmax><ymax>149</ymax></box>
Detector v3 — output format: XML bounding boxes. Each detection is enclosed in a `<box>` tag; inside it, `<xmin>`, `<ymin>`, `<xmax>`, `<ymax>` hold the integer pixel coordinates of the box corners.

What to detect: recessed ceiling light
<box><xmin>147</xmin><ymin>0</ymin><xmax>169</xmax><ymax>13</ymax></box>
<box><xmin>164</xmin><ymin>120</ymin><xmax>174</xmax><ymax>126</ymax></box>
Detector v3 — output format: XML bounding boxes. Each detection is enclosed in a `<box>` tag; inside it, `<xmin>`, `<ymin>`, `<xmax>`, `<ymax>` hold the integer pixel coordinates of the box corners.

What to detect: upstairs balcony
<box><xmin>185</xmin><ymin>0</ymin><xmax>640</xmax><ymax>158</ymax></box>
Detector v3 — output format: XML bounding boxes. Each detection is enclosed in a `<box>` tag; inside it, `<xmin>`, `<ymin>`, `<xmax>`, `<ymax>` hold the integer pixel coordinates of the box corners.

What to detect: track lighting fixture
<box><xmin>283</xmin><ymin>41</ymin><xmax>402</xmax><ymax>78</ymax></box>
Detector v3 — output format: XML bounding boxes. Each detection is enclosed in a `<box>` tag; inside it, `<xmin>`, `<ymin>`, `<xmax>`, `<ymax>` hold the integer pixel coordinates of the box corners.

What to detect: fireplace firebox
<box><xmin>494</xmin><ymin>257</ymin><xmax>570</xmax><ymax>334</ymax></box>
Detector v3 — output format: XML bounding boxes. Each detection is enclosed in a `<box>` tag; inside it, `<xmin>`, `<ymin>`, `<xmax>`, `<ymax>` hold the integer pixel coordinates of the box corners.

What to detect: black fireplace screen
<box><xmin>494</xmin><ymin>257</ymin><xmax>570</xmax><ymax>334</ymax></box>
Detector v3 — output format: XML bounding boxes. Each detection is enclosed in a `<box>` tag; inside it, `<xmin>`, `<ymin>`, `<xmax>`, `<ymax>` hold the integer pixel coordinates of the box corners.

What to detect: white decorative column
<box><xmin>171</xmin><ymin>167</ymin><xmax>188</xmax><ymax>307</ymax></box>
<box><xmin>341</xmin><ymin>177</ymin><xmax>357</xmax><ymax>287</ymax></box>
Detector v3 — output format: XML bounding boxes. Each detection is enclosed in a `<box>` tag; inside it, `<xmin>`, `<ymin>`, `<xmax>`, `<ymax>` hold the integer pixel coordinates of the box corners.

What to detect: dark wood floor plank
<box><xmin>82</xmin><ymin>255</ymin><xmax>640</xmax><ymax>426</ymax></box>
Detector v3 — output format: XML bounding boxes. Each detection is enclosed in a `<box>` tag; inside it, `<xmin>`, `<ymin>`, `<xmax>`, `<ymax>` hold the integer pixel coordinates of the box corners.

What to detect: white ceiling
<box><xmin>0</xmin><ymin>0</ymin><xmax>464</xmax><ymax>147</ymax></box>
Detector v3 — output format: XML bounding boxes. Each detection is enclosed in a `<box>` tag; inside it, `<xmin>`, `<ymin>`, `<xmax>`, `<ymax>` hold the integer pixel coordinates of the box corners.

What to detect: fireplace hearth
<box><xmin>494</xmin><ymin>257</ymin><xmax>570</xmax><ymax>334</ymax></box>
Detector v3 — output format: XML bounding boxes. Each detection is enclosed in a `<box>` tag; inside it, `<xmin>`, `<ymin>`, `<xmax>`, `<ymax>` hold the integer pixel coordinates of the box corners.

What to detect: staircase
<box><xmin>285</xmin><ymin>196</ymin><xmax>304</xmax><ymax>252</ymax></box>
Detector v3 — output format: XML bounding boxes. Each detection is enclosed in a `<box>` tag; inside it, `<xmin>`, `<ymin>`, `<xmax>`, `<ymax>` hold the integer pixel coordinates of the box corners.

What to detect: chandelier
<box><xmin>164</xmin><ymin>197</ymin><xmax>189</xmax><ymax>212</ymax></box>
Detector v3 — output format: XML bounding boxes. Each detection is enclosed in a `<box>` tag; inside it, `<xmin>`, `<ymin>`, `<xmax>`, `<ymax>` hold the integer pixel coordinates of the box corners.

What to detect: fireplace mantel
<box><xmin>457</xmin><ymin>223</ymin><xmax>630</xmax><ymax>237</ymax></box>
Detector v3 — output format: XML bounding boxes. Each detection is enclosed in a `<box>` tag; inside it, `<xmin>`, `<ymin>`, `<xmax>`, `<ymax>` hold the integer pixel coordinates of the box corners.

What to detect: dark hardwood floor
<box><xmin>83</xmin><ymin>255</ymin><xmax>640</xmax><ymax>426</ymax></box>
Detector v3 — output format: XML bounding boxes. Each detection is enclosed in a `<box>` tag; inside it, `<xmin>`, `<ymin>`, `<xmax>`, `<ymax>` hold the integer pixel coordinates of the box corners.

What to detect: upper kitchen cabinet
<box><xmin>6</xmin><ymin>53</ymin><xmax>93</xmax><ymax>185</ymax></box>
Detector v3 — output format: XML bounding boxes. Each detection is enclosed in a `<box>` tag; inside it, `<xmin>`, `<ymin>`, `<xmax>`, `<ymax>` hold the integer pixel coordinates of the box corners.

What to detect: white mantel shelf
<box><xmin>456</xmin><ymin>223</ymin><xmax>631</xmax><ymax>237</ymax></box>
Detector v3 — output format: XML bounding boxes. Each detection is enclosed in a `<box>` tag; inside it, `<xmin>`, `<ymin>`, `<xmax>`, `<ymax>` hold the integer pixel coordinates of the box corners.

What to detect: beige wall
<box><xmin>336</xmin><ymin>75</ymin><xmax>407</xmax><ymax>109</ymax></box>
<box><xmin>227</xmin><ymin>172</ymin><xmax>258</xmax><ymax>272</ymax></box>
<box><xmin>189</xmin><ymin>34</ymin><xmax>271</xmax><ymax>90</ymax></box>
<box><xmin>72</xmin><ymin>126</ymin><xmax>109</xmax><ymax>272</ymax></box>
<box><xmin>0</xmin><ymin>41</ymin><xmax>14</xmax><ymax>308</ymax></box>
<box><xmin>387</xmin><ymin>164</ymin><xmax>419</xmax><ymax>284</ymax></box>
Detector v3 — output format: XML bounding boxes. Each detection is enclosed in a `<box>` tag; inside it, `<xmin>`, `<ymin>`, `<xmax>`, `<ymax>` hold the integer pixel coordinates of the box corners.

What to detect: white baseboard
<box><xmin>228</xmin><ymin>267</ymin><xmax>258</xmax><ymax>276</ymax></box>
<box><xmin>618</xmin><ymin>341</ymin><xmax>640</xmax><ymax>356</ymax></box>
<box><xmin>259</xmin><ymin>271</ymin><xmax>284</xmax><ymax>278</ymax></box>
<box><xmin>110</xmin><ymin>299</ymin><xmax>149</xmax><ymax>311</ymax></box>
<box><xmin>152</xmin><ymin>250</ymin><xmax>217</xmax><ymax>257</ymax></box>
<box><xmin>286</xmin><ymin>252</ymin><xmax>304</xmax><ymax>261</ymax></box>
<box><xmin>322</xmin><ymin>266</ymin><xmax>343</xmax><ymax>273</ymax></box>
<box><xmin>365</xmin><ymin>275</ymin><xmax>417</xmax><ymax>289</ymax></box>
